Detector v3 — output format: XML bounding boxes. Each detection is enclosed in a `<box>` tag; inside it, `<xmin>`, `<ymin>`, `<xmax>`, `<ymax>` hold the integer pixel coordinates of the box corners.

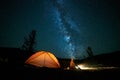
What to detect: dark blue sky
<box><xmin>0</xmin><ymin>0</ymin><xmax>120</xmax><ymax>59</ymax></box>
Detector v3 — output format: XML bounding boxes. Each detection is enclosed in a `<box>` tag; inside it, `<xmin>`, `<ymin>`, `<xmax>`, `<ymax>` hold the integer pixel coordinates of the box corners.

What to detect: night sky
<box><xmin>0</xmin><ymin>0</ymin><xmax>120</xmax><ymax>59</ymax></box>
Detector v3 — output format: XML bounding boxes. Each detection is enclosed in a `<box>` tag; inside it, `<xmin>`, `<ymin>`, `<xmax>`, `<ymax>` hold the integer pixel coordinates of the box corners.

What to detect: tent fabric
<box><xmin>25</xmin><ymin>51</ymin><xmax>60</xmax><ymax>68</ymax></box>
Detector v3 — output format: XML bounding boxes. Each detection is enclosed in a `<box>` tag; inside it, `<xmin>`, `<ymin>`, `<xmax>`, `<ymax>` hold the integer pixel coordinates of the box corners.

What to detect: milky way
<box><xmin>45</xmin><ymin>0</ymin><xmax>82</xmax><ymax>59</ymax></box>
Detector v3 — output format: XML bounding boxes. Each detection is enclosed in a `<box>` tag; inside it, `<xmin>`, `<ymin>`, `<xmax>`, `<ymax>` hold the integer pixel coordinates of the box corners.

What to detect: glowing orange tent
<box><xmin>25</xmin><ymin>51</ymin><xmax>61</xmax><ymax>68</ymax></box>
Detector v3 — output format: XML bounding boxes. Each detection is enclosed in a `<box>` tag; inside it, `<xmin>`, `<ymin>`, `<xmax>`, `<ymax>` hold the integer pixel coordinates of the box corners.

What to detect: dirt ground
<box><xmin>1</xmin><ymin>65</ymin><xmax>120</xmax><ymax>80</ymax></box>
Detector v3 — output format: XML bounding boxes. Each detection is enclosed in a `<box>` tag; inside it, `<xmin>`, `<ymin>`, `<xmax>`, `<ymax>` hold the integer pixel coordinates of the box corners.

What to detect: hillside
<box><xmin>0</xmin><ymin>47</ymin><xmax>120</xmax><ymax>68</ymax></box>
<box><xmin>57</xmin><ymin>51</ymin><xmax>120</xmax><ymax>68</ymax></box>
<box><xmin>79</xmin><ymin>51</ymin><xmax>120</xmax><ymax>67</ymax></box>
<box><xmin>0</xmin><ymin>47</ymin><xmax>120</xmax><ymax>80</ymax></box>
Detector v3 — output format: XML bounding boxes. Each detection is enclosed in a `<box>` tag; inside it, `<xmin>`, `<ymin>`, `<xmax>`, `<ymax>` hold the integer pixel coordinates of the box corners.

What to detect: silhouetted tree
<box><xmin>22</xmin><ymin>30</ymin><xmax>36</xmax><ymax>55</ymax></box>
<box><xmin>86</xmin><ymin>46</ymin><xmax>93</xmax><ymax>57</ymax></box>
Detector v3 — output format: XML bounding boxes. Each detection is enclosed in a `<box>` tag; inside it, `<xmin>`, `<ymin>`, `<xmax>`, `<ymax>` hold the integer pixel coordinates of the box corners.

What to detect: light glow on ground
<box><xmin>75</xmin><ymin>64</ymin><xmax>117</xmax><ymax>71</ymax></box>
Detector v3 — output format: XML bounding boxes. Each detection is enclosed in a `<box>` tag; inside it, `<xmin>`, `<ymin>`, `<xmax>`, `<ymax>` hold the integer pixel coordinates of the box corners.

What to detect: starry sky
<box><xmin>0</xmin><ymin>0</ymin><xmax>120</xmax><ymax>59</ymax></box>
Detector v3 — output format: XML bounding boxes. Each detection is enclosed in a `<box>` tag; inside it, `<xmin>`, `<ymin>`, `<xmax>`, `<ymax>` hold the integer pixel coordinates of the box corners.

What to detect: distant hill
<box><xmin>80</xmin><ymin>51</ymin><xmax>120</xmax><ymax>67</ymax></box>
<box><xmin>0</xmin><ymin>47</ymin><xmax>119</xmax><ymax>68</ymax></box>
<box><xmin>57</xmin><ymin>51</ymin><xmax>120</xmax><ymax>68</ymax></box>
<box><xmin>0</xmin><ymin>47</ymin><xmax>27</xmax><ymax>66</ymax></box>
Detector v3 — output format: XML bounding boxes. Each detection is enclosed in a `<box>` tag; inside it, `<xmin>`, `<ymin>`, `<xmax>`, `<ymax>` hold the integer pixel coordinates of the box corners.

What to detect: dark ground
<box><xmin>1</xmin><ymin>65</ymin><xmax>120</xmax><ymax>80</ymax></box>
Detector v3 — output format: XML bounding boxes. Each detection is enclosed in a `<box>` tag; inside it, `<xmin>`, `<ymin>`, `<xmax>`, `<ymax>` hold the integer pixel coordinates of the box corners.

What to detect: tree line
<box><xmin>21</xmin><ymin>30</ymin><xmax>94</xmax><ymax>58</ymax></box>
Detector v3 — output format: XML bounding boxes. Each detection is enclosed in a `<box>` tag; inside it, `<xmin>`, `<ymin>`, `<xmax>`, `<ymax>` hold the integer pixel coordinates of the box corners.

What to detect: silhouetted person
<box><xmin>70</xmin><ymin>58</ymin><xmax>75</xmax><ymax>69</ymax></box>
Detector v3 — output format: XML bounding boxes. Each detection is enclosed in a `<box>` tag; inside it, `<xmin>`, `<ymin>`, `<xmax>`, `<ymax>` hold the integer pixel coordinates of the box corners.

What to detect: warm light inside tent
<box><xmin>25</xmin><ymin>51</ymin><xmax>61</xmax><ymax>68</ymax></box>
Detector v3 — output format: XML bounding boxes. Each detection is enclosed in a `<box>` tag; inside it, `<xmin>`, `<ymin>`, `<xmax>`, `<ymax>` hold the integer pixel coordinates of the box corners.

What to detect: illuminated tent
<box><xmin>25</xmin><ymin>51</ymin><xmax>61</xmax><ymax>68</ymax></box>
